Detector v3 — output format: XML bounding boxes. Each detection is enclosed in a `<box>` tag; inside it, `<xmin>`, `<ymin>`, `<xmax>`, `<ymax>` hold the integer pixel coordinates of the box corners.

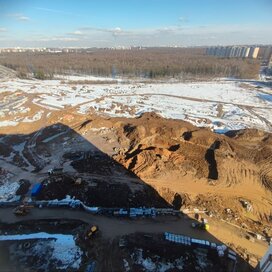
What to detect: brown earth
<box><xmin>0</xmin><ymin>111</ymin><xmax>271</xmax><ymax>265</ymax></box>
<box><xmin>111</xmin><ymin>113</ymin><xmax>272</xmax><ymax>225</ymax></box>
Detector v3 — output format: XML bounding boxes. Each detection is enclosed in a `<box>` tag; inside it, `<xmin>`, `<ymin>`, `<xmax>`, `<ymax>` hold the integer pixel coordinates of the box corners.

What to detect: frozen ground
<box><xmin>0</xmin><ymin>181</ymin><xmax>19</xmax><ymax>201</ymax></box>
<box><xmin>0</xmin><ymin>232</ymin><xmax>82</xmax><ymax>270</ymax></box>
<box><xmin>131</xmin><ymin>248</ymin><xmax>185</xmax><ymax>272</ymax></box>
<box><xmin>0</xmin><ymin>77</ymin><xmax>271</xmax><ymax>132</ymax></box>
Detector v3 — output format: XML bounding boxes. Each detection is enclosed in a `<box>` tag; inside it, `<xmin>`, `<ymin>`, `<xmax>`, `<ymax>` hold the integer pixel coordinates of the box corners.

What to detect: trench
<box><xmin>205</xmin><ymin>140</ymin><xmax>220</xmax><ymax>180</ymax></box>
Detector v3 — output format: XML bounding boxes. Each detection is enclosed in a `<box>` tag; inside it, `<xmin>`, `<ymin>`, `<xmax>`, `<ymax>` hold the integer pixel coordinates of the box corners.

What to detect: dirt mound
<box><xmin>101</xmin><ymin>113</ymin><xmax>272</xmax><ymax>229</ymax></box>
<box><xmin>112</xmin><ymin>113</ymin><xmax>272</xmax><ymax>189</ymax></box>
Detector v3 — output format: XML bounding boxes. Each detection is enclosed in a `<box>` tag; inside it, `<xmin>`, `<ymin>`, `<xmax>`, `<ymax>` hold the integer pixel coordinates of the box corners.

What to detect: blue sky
<box><xmin>0</xmin><ymin>0</ymin><xmax>272</xmax><ymax>47</ymax></box>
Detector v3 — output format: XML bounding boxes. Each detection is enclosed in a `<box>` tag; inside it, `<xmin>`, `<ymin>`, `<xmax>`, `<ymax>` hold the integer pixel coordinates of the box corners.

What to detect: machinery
<box><xmin>86</xmin><ymin>225</ymin><xmax>98</xmax><ymax>238</ymax></box>
<box><xmin>48</xmin><ymin>168</ymin><xmax>63</xmax><ymax>176</ymax></box>
<box><xmin>13</xmin><ymin>205</ymin><xmax>34</xmax><ymax>216</ymax></box>
<box><xmin>192</xmin><ymin>218</ymin><xmax>210</xmax><ymax>231</ymax></box>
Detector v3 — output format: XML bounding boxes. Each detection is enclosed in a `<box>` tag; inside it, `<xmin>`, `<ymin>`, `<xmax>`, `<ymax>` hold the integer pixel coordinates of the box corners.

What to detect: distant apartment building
<box><xmin>259</xmin><ymin>46</ymin><xmax>272</xmax><ymax>65</ymax></box>
<box><xmin>206</xmin><ymin>45</ymin><xmax>262</xmax><ymax>59</ymax></box>
<box><xmin>248</xmin><ymin>47</ymin><xmax>260</xmax><ymax>58</ymax></box>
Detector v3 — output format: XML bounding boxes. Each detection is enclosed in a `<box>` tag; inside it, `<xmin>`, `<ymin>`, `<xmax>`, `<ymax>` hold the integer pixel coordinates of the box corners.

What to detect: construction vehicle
<box><xmin>86</xmin><ymin>225</ymin><xmax>98</xmax><ymax>238</ymax></box>
<box><xmin>191</xmin><ymin>218</ymin><xmax>210</xmax><ymax>231</ymax></box>
<box><xmin>13</xmin><ymin>205</ymin><xmax>34</xmax><ymax>216</ymax></box>
<box><xmin>48</xmin><ymin>168</ymin><xmax>63</xmax><ymax>176</ymax></box>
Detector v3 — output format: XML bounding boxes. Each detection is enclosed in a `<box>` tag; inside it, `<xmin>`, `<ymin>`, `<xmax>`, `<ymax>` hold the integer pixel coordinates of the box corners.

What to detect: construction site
<box><xmin>0</xmin><ymin>55</ymin><xmax>271</xmax><ymax>270</ymax></box>
<box><xmin>0</xmin><ymin>106</ymin><xmax>271</xmax><ymax>271</ymax></box>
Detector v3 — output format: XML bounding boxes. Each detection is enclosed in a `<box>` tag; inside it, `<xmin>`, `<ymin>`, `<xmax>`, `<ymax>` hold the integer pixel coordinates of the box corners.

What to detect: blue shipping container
<box><xmin>31</xmin><ymin>183</ymin><xmax>42</xmax><ymax>197</ymax></box>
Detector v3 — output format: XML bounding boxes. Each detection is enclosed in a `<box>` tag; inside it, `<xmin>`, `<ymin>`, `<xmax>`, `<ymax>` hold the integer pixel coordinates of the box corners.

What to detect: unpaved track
<box><xmin>0</xmin><ymin>207</ymin><xmax>268</xmax><ymax>257</ymax></box>
<box><xmin>81</xmin><ymin>92</ymin><xmax>272</xmax><ymax>110</ymax></box>
<box><xmin>0</xmin><ymin>208</ymin><xmax>210</xmax><ymax>240</ymax></box>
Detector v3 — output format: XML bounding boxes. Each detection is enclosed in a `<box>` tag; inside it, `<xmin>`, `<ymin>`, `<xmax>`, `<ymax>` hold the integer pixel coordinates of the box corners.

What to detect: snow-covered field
<box><xmin>0</xmin><ymin>76</ymin><xmax>271</xmax><ymax>132</ymax></box>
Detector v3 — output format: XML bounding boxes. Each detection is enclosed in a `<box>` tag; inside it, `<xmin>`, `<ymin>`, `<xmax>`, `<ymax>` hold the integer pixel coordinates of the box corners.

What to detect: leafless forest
<box><xmin>0</xmin><ymin>47</ymin><xmax>260</xmax><ymax>79</ymax></box>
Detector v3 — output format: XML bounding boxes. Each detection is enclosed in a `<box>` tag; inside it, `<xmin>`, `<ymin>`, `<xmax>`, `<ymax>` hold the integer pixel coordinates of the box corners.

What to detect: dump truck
<box><xmin>86</xmin><ymin>225</ymin><xmax>98</xmax><ymax>238</ymax></box>
<box><xmin>13</xmin><ymin>205</ymin><xmax>34</xmax><ymax>216</ymax></box>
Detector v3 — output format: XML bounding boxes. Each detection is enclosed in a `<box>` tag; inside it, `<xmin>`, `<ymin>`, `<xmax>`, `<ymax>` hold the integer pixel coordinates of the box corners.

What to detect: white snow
<box><xmin>0</xmin><ymin>120</ymin><xmax>18</xmax><ymax>127</ymax></box>
<box><xmin>55</xmin><ymin>74</ymin><xmax>119</xmax><ymax>82</ymax></box>
<box><xmin>132</xmin><ymin>248</ymin><xmax>184</xmax><ymax>272</ymax></box>
<box><xmin>23</xmin><ymin>110</ymin><xmax>44</xmax><ymax>122</ymax></box>
<box><xmin>0</xmin><ymin>181</ymin><xmax>19</xmax><ymax>201</ymax></box>
<box><xmin>0</xmin><ymin>232</ymin><xmax>83</xmax><ymax>269</ymax></box>
<box><xmin>0</xmin><ymin>78</ymin><xmax>271</xmax><ymax>132</ymax></box>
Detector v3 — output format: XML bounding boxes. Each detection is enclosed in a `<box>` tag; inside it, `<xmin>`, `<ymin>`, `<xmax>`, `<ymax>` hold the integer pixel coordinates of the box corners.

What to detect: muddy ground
<box><xmin>0</xmin><ymin>219</ymin><xmax>253</xmax><ymax>272</ymax></box>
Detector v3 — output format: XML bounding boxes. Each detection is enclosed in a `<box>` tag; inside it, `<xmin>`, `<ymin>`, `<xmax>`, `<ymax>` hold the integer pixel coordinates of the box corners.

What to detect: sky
<box><xmin>0</xmin><ymin>0</ymin><xmax>272</xmax><ymax>47</ymax></box>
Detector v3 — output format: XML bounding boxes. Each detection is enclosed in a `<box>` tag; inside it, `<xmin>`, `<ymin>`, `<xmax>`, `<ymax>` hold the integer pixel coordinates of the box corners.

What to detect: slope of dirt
<box><xmin>99</xmin><ymin>113</ymin><xmax>272</xmax><ymax>234</ymax></box>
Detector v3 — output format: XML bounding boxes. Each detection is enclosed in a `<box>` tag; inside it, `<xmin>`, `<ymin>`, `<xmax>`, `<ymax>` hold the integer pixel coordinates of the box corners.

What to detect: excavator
<box><xmin>191</xmin><ymin>218</ymin><xmax>210</xmax><ymax>231</ymax></box>
<box><xmin>86</xmin><ymin>225</ymin><xmax>98</xmax><ymax>239</ymax></box>
<box><xmin>13</xmin><ymin>205</ymin><xmax>34</xmax><ymax>216</ymax></box>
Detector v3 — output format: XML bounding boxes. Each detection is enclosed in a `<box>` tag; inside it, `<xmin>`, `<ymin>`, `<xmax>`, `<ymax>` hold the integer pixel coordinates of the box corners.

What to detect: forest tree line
<box><xmin>0</xmin><ymin>48</ymin><xmax>260</xmax><ymax>80</ymax></box>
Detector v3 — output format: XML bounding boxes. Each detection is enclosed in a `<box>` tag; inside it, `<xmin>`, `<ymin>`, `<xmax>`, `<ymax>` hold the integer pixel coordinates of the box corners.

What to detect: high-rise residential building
<box><xmin>244</xmin><ymin>47</ymin><xmax>250</xmax><ymax>58</ymax></box>
<box><xmin>248</xmin><ymin>47</ymin><xmax>260</xmax><ymax>58</ymax></box>
<box><xmin>205</xmin><ymin>45</ymin><xmax>262</xmax><ymax>59</ymax></box>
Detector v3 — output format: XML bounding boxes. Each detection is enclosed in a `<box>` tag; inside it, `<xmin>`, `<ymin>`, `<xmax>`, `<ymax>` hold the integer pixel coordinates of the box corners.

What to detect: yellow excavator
<box><xmin>86</xmin><ymin>225</ymin><xmax>98</xmax><ymax>238</ymax></box>
<box><xmin>13</xmin><ymin>205</ymin><xmax>34</xmax><ymax>216</ymax></box>
<box><xmin>192</xmin><ymin>218</ymin><xmax>210</xmax><ymax>231</ymax></box>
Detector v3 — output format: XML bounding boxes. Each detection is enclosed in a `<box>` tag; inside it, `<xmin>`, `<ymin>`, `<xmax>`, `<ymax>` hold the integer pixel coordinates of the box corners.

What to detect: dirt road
<box><xmin>0</xmin><ymin>207</ymin><xmax>268</xmax><ymax>258</ymax></box>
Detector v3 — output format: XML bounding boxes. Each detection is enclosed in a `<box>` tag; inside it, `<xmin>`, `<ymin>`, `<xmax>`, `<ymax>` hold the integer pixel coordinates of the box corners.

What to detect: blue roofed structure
<box><xmin>31</xmin><ymin>183</ymin><xmax>42</xmax><ymax>197</ymax></box>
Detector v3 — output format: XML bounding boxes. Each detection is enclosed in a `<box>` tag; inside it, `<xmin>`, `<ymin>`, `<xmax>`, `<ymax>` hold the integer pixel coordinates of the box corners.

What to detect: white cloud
<box><xmin>179</xmin><ymin>16</ymin><xmax>188</xmax><ymax>23</ymax></box>
<box><xmin>8</xmin><ymin>13</ymin><xmax>30</xmax><ymax>22</ymax></box>
<box><xmin>67</xmin><ymin>30</ymin><xmax>84</xmax><ymax>36</ymax></box>
<box><xmin>78</xmin><ymin>26</ymin><xmax>130</xmax><ymax>37</ymax></box>
<box><xmin>0</xmin><ymin>28</ymin><xmax>7</xmax><ymax>32</ymax></box>
<box><xmin>39</xmin><ymin>36</ymin><xmax>80</xmax><ymax>42</ymax></box>
<box><xmin>2</xmin><ymin>23</ymin><xmax>272</xmax><ymax>47</ymax></box>
<box><xmin>34</xmin><ymin>7</ymin><xmax>76</xmax><ymax>16</ymax></box>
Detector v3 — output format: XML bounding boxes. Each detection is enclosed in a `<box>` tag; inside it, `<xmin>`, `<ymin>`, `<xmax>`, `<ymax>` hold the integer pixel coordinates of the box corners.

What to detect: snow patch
<box><xmin>0</xmin><ymin>181</ymin><xmax>19</xmax><ymax>201</ymax></box>
<box><xmin>0</xmin><ymin>120</ymin><xmax>18</xmax><ymax>127</ymax></box>
<box><xmin>0</xmin><ymin>232</ymin><xmax>83</xmax><ymax>269</ymax></box>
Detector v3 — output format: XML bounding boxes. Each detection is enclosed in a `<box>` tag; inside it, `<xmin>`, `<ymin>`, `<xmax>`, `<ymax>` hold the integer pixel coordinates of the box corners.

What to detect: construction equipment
<box><xmin>48</xmin><ymin>168</ymin><xmax>63</xmax><ymax>176</ymax></box>
<box><xmin>192</xmin><ymin>218</ymin><xmax>210</xmax><ymax>231</ymax></box>
<box><xmin>13</xmin><ymin>205</ymin><xmax>34</xmax><ymax>216</ymax></box>
<box><xmin>86</xmin><ymin>225</ymin><xmax>98</xmax><ymax>238</ymax></box>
